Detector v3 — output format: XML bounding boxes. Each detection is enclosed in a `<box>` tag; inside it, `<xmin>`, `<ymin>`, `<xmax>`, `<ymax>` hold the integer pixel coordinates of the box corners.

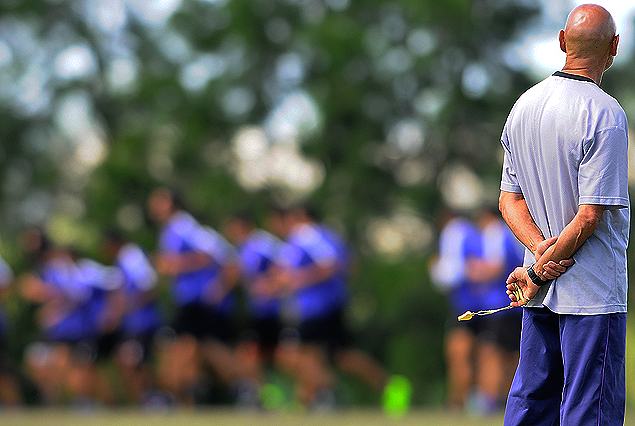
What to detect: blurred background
<box><xmin>0</xmin><ymin>0</ymin><xmax>633</xmax><ymax>413</ymax></box>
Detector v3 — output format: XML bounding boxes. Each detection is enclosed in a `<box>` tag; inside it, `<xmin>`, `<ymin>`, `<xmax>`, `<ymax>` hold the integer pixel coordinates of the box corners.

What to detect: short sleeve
<box><xmin>297</xmin><ymin>227</ymin><xmax>337</xmax><ymax>267</ymax></box>
<box><xmin>191</xmin><ymin>226</ymin><xmax>234</xmax><ymax>264</ymax></box>
<box><xmin>277</xmin><ymin>242</ymin><xmax>304</xmax><ymax>267</ymax></box>
<box><xmin>119</xmin><ymin>244</ymin><xmax>158</xmax><ymax>291</ymax></box>
<box><xmin>239</xmin><ymin>245</ymin><xmax>263</xmax><ymax>277</ymax></box>
<box><xmin>158</xmin><ymin>213</ymin><xmax>195</xmax><ymax>253</ymax></box>
<box><xmin>0</xmin><ymin>257</ymin><xmax>13</xmax><ymax>288</ymax></box>
<box><xmin>578</xmin><ymin>125</ymin><xmax>629</xmax><ymax>208</ymax></box>
<box><xmin>500</xmin><ymin>129</ymin><xmax>522</xmax><ymax>194</ymax></box>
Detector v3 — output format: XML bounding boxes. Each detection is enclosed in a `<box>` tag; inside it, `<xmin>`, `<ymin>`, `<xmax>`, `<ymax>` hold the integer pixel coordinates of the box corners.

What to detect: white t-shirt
<box><xmin>500</xmin><ymin>71</ymin><xmax>629</xmax><ymax>315</ymax></box>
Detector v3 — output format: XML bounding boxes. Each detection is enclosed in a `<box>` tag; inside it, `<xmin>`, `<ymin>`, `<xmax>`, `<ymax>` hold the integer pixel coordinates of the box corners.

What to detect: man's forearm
<box><xmin>499</xmin><ymin>191</ymin><xmax>544</xmax><ymax>255</ymax></box>
<box><xmin>533</xmin><ymin>204</ymin><xmax>604</xmax><ymax>276</ymax></box>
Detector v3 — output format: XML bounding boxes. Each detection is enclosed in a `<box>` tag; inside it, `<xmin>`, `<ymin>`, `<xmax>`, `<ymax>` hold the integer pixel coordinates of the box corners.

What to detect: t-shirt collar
<box><xmin>553</xmin><ymin>71</ymin><xmax>597</xmax><ymax>85</ymax></box>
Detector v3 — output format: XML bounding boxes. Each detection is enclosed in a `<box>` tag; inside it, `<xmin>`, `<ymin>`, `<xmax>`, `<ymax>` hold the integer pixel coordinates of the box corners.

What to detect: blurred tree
<box><xmin>0</xmin><ymin>0</ymin><xmax>543</xmax><ymax>241</ymax></box>
<box><xmin>1</xmin><ymin>0</ymin><xmax>633</xmax><ymax>407</ymax></box>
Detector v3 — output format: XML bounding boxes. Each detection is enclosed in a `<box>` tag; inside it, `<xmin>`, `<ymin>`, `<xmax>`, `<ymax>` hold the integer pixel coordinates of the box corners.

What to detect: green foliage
<box><xmin>0</xmin><ymin>0</ymin><xmax>632</xmax><ymax>409</ymax></box>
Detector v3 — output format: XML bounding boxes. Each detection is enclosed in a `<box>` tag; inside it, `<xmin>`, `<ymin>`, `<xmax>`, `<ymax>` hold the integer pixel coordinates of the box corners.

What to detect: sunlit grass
<box><xmin>1</xmin><ymin>408</ymin><xmax>505</xmax><ymax>426</ymax></box>
<box><xmin>4</xmin><ymin>407</ymin><xmax>635</xmax><ymax>426</ymax></box>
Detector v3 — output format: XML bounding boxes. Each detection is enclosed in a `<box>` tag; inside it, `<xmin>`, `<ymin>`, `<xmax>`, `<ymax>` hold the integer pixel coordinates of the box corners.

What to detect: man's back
<box><xmin>500</xmin><ymin>72</ymin><xmax>629</xmax><ymax>314</ymax></box>
<box><xmin>500</xmin><ymin>6</ymin><xmax>628</xmax><ymax>426</ymax></box>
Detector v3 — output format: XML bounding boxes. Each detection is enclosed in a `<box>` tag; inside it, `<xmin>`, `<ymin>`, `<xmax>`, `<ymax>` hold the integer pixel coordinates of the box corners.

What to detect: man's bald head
<box><xmin>559</xmin><ymin>4</ymin><xmax>619</xmax><ymax>77</ymax></box>
<box><xmin>561</xmin><ymin>5</ymin><xmax>617</xmax><ymax>59</ymax></box>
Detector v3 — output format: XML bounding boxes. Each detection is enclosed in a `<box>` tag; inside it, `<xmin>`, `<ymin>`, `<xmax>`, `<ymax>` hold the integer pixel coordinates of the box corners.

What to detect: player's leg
<box><xmin>475</xmin><ymin>339</ymin><xmax>505</xmax><ymax>413</ymax></box>
<box><xmin>65</xmin><ymin>340</ymin><xmax>116</xmax><ymax>405</ymax></box>
<box><xmin>475</xmin><ymin>311</ymin><xmax>522</xmax><ymax>413</ymax></box>
<box><xmin>560</xmin><ymin>313</ymin><xmax>626</xmax><ymax>426</ymax></box>
<box><xmin>444</xmin><ymin>325</ymin><xmax>475</xmax><ymax>410</ymax></box>
<box><xmin>155</xmin><ymin>306</ymin><xmax>203</xmax><ymax>406</ymax></box>
<box><xmin>115</xmin><ymin>338</ymin><xmax>152</xmax><ymax>404</ymax></box>
<box><xmin>232</xmin><ymin>317</ymin><xmax>283</xmax><ymax>407</ymax></box>
<box><xmin>279</xmin><ymin>318</ymin><xmax>335</xmax><ymax>409</ymax></box>
<box><xmin>24</xmin><ymin>342</ymin><xmax>71</xmax><ymax>405</ymax></box>
<box><xmin>295</xmin><ymin>341</ymin><xmax>334</xmax><ymax>408</ymax></box>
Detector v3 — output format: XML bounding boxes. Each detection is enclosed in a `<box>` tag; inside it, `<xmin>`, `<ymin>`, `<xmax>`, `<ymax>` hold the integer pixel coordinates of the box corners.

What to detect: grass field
<box><xmin>1</xmin><ymin>409</ymin><xmax>634</xmax><ymax>426</ymax></box>
<box><xmin>0</xmin><ymin>409</ymin><xmax>502</xmax><ymax>426</ymax></box>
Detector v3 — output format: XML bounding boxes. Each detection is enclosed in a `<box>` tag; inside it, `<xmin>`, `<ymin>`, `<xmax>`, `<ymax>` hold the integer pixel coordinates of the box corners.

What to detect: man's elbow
<box><xmin>498</xmin><ymin>192</ymin><xmax>513</xmax><ymax>221</ymax></box>
<box><xmin>578</xmin><ymin>205</ymin><xmax>605</xmax><ymax>232</ymax></box>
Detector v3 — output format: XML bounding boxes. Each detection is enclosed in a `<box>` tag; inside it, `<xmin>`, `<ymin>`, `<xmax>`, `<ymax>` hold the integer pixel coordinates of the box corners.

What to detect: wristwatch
<box><xmin>527</xmin><ymin>264</ymin><xmax>550</xmax><ymax>287</ymax></box>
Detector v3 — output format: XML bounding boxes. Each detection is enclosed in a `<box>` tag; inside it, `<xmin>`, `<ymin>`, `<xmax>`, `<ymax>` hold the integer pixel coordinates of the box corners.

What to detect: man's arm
<box><xmin>533</xmin><ymin>204</ymin><xmax>604</xmax><ymax>276</ymax></box>
<box><xmin>499</xmin><ymin>191</ymin><xmax>544</xmax><ymax>255</ymax></box>
<box><xmin>499</xmin><ymin>191</ymin><xmax>573</xmax><ymax>278</ymax></box>
<box><xmin>505</xmin><ymin>202</ymin><xmax>604</xmax><ymax>306</ymax></box>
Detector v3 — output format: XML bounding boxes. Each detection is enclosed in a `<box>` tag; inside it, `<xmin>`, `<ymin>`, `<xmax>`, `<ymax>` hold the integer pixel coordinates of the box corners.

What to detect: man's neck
<box><xmin>561</xmin><ymin>60</ymin><xmax>605</xmax><ymax>85</ymax></box>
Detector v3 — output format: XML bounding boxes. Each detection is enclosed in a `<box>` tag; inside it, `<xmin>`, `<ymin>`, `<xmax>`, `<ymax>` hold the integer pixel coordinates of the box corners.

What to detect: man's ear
<box><xmin>559</xmin><ymin>30</ymin><xmax>567</xmax><ymax>53</ymax></box>
<box><xmin>610</xmin><ymin>34</ymin><xmax>619</xmax><ymax>56</ymax></box>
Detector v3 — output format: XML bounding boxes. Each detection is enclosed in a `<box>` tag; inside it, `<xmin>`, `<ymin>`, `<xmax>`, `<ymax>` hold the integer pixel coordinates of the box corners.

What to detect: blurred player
<box><xmin>270</xmin><ymin>205</ymin><xmax>395</xmax><ymax>409</ymax></box>
<box><xmin>20</xmin><ymin>241</ymin><xmax>119</xmax><ymax>406</ymax></box>
<box><xmin>306</xmin><ymin>207</ymin><xmax>396</xmax><ymax>402</ymax></box>
<box><xmin>463</xmin><ymin>207</ymin><xmax>524</xmax><ymax>414</ymax></box>
<box><xmin>222</xmin><ymin>211</ymin><xmax>284</xmax><ymax>408</ymax></box>
<box><xmin>147</xmin><ymin>187</ymin><xmax>238</xmax><ymax>405</ymax></box>
<box><xmin>266</xmin><ymin>205</ymin><xmax>338</xmax><ymax>408</ymax></box>
<box><xmin>103</xmin><ymin>231</ymin><xmax>166</xmax><ymax>406</ymax></box>
<box><xmin>0</xmin><ymin>254</ymin><xmax>22</xmax><ymax>407</ymax></box>
<box><xmin>429</xmin><ymin>208</ymin><xmax>482</xmax><ymax>411</ymax></box>
<box><xmin>70</xmin><ymin>254</ymin><xmax>124</xmax><ymax>406</ymax></box>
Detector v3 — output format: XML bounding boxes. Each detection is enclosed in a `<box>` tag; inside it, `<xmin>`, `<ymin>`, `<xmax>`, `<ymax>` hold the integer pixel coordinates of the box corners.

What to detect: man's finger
<box><xmin>544</xmin><ymin>262</ymin><xmax>566</xmax><ymax>273</ymax></box>
<box><xmin>559</xmin><ymin>258</ymin><xmax>575</xmax><ymax>267</ymax></box>
<box><xmin>543</xmin><ymin>236</ymin><xmax>558</xmax><ymax>246</ymax></box>
<box><xmin>543</xmin><ymin>265</ymin><xmax>562</xmax><ymax>279</ymax></box>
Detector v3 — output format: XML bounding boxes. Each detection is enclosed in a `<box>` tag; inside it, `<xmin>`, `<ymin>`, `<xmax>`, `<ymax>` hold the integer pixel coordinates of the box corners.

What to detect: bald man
<box><xmin>498</xmin><ymin>4</ymin><xmax>628</xmax><ymax>426</ymax></box>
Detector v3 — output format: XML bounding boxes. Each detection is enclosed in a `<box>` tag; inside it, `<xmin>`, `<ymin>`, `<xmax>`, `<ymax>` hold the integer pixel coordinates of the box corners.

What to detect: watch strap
<box><xmin>527</xmin><ymin>264</ymin><xmax>550</xmax><ymax>287</ymax></box>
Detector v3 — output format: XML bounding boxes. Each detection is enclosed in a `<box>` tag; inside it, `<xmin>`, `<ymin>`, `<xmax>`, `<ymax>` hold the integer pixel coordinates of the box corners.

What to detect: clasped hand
<box><xmin>506</xmin><ymin>236</ymin><xmax>574</xmax><ymax>307</ymax></box>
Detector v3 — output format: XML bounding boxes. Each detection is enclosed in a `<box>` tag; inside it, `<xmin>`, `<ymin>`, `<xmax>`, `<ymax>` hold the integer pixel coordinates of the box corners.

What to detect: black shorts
<box><xmin>173</xmin><ymin>304</ymin><xmax>235</xmax><ymax>343</ymax></box>
<box><xmin>451</xmin><ymin>309</ymin><xmax>522</xmax><ymax>353</ymax></box>
<box><xmin>296</xmin><ymin>308</ymin><xmax>350</xmax><ymax>351</ymax></box>
<box><xmin>252</xmin><ymin>317</ymin><xmax>283</xmax><ymax>349</ymax></box>
<box><xmin>477</xmin><ymin>310</ymin><xmax>522</xmax><ymax>352</ymax></box>
<box><xmin>96</xmin><ymin>329</ymin><xmax>122</xmax><ymax>361</ymax></box>
<box><xmin>237</xmin><ymin>317</ymin><xmax>284</xmax><ymax>360</ymax></box>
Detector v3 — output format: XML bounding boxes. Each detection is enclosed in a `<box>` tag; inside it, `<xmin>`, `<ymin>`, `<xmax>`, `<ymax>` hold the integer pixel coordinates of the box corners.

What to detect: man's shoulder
<box><xmin>550</xmin><ymin>74</ymin><xmax>621</xmax><ymax>107</ymax></box>
<box><xmin>513</xmin><ymin>74</ymin><xmax>624</xmax><ymax>119</ymax></box>
<box><xmin>508</xmin><ymin>77</ymin><xmax>552</xmax><ymax>113</ymax></box>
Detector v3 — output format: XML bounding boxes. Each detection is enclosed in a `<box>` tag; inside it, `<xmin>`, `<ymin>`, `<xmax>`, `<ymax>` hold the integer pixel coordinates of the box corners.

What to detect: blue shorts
<box><xmin>504</xmin><ymin>307</ymin><xmax>626</xmax><ymax>426</ymax></box>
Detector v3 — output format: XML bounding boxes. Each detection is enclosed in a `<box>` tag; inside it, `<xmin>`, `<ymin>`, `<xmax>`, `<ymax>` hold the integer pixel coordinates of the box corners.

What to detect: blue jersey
<box><xmin>74</xmin><ymin>258</ymin><xmax>125</xmax><ymax>340</ymax></box>
<box><xmin>278</xmin><ymin>223</ymin><xmax>345</xmax><ymax>321</ymax></box>
<box><xmin>0</xmin><ymin>256</ymin><xmax>13</xmax><ymax>339</ymax></box>
<box><xmin>116</xmin><ymin>243</ymin><xmax>164</xmax><ymax>338</ymax></box>
<box><xmin>315</xmin><ymin>224</ymin><xmax>350</xmax><ymax>309</ymax></box>
<box><xmin>475</xmin><ymin>219</ymin><xmax>525</xmax><ymax>310</ymax></box>
<box><xmin>159</xmin><ymin>211</ymin><xmax>234</xmax><ymax>312</ymax></box>
<box><xmin>39</xmin><ymin>255</ymin><xmax>93</xmax><ymax>342</ymax></box>
<box><xmin>237</xmin><ymin>230</ymin><xmax>282</xmax><ymax>320</ymax></box>
<box><xmin>430</xmin><ymin>217</ymin><xmax>483</xmax><ymax>315</ymax></box>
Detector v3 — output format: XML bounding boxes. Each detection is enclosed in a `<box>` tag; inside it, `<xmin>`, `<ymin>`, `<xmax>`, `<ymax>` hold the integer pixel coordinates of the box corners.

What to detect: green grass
<box><xmin>0</xmin><ymin>409</ymin><xmax>502</xmax><ymax>426</ymax></box>
<box><xmin>2</xmin><ymin>407</ymin><xmax>635</xmax><ymax>426</ymax></box>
